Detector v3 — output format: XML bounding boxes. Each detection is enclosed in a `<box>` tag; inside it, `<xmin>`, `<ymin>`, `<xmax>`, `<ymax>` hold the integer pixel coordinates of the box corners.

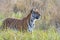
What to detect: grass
<box><xmin>0</xmin><ymin>28</ymin><xmax>60</xmax><ymax>40</ymax></box>
<box><xmin>11</xmin><ymin>12</ymin><xmax>23</xmax><ymax>19</ymax></box>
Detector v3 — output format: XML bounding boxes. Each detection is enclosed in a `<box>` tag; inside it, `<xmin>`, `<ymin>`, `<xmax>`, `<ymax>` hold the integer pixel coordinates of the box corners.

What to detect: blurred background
<box><xmin>0</xmin><ymin>0</ymin><xmax>60</xmax><ymax>32</ymax></box>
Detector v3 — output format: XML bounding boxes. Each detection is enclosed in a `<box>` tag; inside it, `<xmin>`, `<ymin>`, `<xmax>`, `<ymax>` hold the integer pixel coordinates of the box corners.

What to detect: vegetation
<box><xmin>0</xmin><ymin>27</ymin><xmax>60</xmax><ymax>40</ymax></box>
<box><xmin>0</xmin><ymin>0</ymin><xmax>60</xmax><ymax>40</ymax></box>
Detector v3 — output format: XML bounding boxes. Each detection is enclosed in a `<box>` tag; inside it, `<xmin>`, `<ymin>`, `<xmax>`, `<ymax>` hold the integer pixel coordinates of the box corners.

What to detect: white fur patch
<box><xmin>28</xmin><ymin>16</ymin><xmax>37</xmax><ymax>32</ymax></box>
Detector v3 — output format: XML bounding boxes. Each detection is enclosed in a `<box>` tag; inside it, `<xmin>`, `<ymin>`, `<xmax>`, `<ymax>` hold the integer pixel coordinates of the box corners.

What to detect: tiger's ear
<box><xmin>30</xmin><ymin>9</ymin><xmax>33</xmax><ymax>13</ymax></box>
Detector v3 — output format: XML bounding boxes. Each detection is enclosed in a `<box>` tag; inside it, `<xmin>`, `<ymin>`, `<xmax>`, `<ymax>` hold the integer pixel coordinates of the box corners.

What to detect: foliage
<box><xmin>0</xmin><ymin>28</ymin><xmax>60</xmax><ymax>40</ymax></box>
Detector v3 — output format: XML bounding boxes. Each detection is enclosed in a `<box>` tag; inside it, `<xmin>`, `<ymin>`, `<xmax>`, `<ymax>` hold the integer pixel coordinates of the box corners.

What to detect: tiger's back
<box><xmin>2</xmin><ymin>18</ymin><xmax>27</xmax><ymax>31</ymax></box>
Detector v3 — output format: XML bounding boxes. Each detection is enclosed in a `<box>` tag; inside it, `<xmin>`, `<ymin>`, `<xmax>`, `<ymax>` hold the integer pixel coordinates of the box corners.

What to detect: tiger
<box><xmin>2</xmin><ymin>8</ymin><xmax>40</xmax><ymax>33</ymax></box>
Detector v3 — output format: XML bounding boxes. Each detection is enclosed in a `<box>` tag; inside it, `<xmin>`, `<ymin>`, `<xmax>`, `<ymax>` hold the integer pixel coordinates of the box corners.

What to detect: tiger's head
<box><xmin>31</xmin><ymin>9</ymin><xmax>40</xmax><ymax>19</ymax></box>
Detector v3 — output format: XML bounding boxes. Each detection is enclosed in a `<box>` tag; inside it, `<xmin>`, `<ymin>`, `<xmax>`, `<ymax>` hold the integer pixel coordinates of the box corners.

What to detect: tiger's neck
<box><xmin>27</xmin><ymin>14</ymin><xmax>36</xmax><ymax>32</ymax></box>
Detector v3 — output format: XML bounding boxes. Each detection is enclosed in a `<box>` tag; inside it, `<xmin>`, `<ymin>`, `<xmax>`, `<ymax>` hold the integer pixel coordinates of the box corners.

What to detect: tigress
<box><xmin>2</xmin><ymin>8</ymin><xmax>40</xmax><ymax>33</ymax></box>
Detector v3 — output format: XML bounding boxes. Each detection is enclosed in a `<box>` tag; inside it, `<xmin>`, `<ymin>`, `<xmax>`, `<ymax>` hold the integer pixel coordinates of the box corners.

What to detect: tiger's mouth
<box><xmin>32</xmin><ymin>15</ymin><xmax>40</xmax><ymax>19</ymax></box>
<box><xmin>36</xmin><ymin>15</ymin><xmax>40</xmax><ymax>19</ymax></box>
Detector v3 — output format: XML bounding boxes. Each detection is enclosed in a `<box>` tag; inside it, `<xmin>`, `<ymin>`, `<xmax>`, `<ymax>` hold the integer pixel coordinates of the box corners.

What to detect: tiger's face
<box><xmin>31</xmin><ymin>9</ymin><xmax>40</xmax><ymax>19</ymax></box>
<box><xmin>32</xmin><ymin>11</ymin><xmax>40</xmax><ymax>19</ymax></box>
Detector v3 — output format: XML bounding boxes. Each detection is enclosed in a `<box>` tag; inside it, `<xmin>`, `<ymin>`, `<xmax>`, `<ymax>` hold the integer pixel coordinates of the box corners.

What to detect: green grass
<box><xmin>11</xmin><ymin>12</ymin><xmax>23</xmax><ymax>19</ymax></box>
<box><xmin>0</xmin><ymin>28</ymin><xmax>60</xmax><ymax>40</ymax></box>
<box><xmin>0</xmin><ymin>14</ymin><xmax>5</xmax><ymax>20</ymax></box>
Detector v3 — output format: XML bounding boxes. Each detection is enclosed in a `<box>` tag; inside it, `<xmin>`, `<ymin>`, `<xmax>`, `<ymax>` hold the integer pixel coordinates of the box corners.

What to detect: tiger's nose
<box><xmin>37</xmin><ymin>14</ymin><xmax>40</xmax><ymax>19</ymax></box>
